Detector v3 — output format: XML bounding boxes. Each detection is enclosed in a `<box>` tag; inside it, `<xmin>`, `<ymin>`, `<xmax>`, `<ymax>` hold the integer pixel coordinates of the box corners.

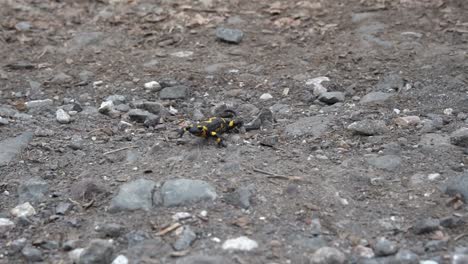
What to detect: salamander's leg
<box><xmin>210</xmin><ymin>131</ymin><xmax>227</xmax><ymax>147</ymax></box>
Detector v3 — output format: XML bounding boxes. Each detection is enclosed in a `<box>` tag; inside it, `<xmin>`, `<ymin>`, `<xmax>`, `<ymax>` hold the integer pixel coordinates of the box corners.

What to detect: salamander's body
<box><xmin>178</xmin><ymin>110</ymin><xmax>243</xmax><ymax>147</ymax></box>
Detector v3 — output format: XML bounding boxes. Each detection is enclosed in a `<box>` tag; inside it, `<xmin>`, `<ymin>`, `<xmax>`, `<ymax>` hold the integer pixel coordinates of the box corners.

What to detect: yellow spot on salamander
<box><xmin>211</xmin><ymin>131</ymin><xmax>217</xmax><ymax>136</ymax></box>
<box><xmin>229</xmin><ymin>120</ymin><xmax>235</xmax><ymax>127</ymax></box>
<box><xmin>216</xmin><ymin>138</ymin><xmax>221</xmax><ymax>143</ymax></box>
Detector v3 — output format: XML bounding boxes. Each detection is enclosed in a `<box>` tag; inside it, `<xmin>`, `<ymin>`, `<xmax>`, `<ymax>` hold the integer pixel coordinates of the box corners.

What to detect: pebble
<box><xmin>224</xmin><ymin>184</ymin><xmax>255</xmax><ymax>209</ymax></box>
<box><xmin>360</xmin><ymin>92</ymin><xmax>393</xmax><ymax>105</ymax></box>
<box><xmin>63</xmin><ymin>240</ymin><xmax>79</xmax><ymax>251</ymax></box>
<box><xmin>0</xmin><ymin>218</ymin><xmax>15</xmax><ymax>232</ymax></box>
<box><xmin>348</xmin><ymin>120</ymin><xmax>388</xmax><ymax>136</ymax></box>
<box><xmin>25</xmin><ymin>99</ymin><xmax>53</xmax><ymax>110</ymax></box>
<box><xmin>0</xmin><ymin>131</ymin><xmax>34</xmax><ymax>167</ymax></box>
<box><xmin>171</xmin><ymin>51</ymin><xmax>193</xmax><ymax>58</ymax></box>
<box><xmin>374</xmin><ymin>237</ymin><xmax>398</xmax><ymax>256</ymax></box>
<box><xmin>305</xmin><ymin>76</ymin><xmax>329</xmax><ymax>96</ymax></box>
<box><xmin>424</xmin><ymin>240</ymin><xmax>447</xmax><ymax>252</ymax></box>
<box><xmin>159</xmin><ymin>78</ymin><xmax>178</xmax><ymax>88</ymax></box>
<box><xmin>21</xmin><ymin>246</ymin><xmax>43</xmax><ymax>262</ymax></box>
<box><xmin>318</xmin><ymin>92</ymin><xmax>345</xmax><ymax>105</ymax></box>
<box><xmin>98</xmin><ymin>101</ymin><xmax>114</xmax><ymax>115</ymax></box>
<box><xmin>0</xmin><ymin>116</ymin><xmax>8</xmax><ymax>125</ymax></box>
<box><xmin>222</xmin><ymin>236</ymin><xmax>258</xmax><ymax>251</ymax></box>
<box><xmin>127</xmin><ymin>109</ymin><xmax>156</xmax><ymax>123</ymax></box>
<box><xmin>173</xmin><ymin>226</ymin><xmax>197</xmax><ymax>251</ymax></box>
<box><xmin>69</xmin><ymin>248</ymin><xmax>85</xmax><ymax>263</ymax></box>
<box><xmin>450</xmin><ymin>127</ymin><xmax>468</xmax><ymax>147</ymax></box>
<box><xmin>353</xmin><ymin>245</ymin><xmax>375</xmax><ymax>259</ymax></box>
<box><xmin>15</xmin><ymin>21</ymin><xmax>31</xmax><ymax>31</ymax></box>
<box><xmin>78</xmin><ymin>239</ymin><xmax>114</xmax><ymax>264</ymax></box>
<box><xmin>112</xmin><ymin>255</ymin><xmax>129</xmax><ymax>264</ymax></box>
<box><xmin>161</xmin><ymin>179</ymin><xmax>217</xmax><ymax>207</ymax></box>
<box><xmin>259</xmin><ymin>93</ymin><xmax>273</xmax><ymax>100</ymax></box>
<box><xmin>444</xmin><ymin>172</ymin><xmax>468</xmax><ymax>202</ymax></box>
<box><xmin>144</xmin><ymin>81</ymin><xmax>161</xmax><ymax>91</ymax></box>
<box><xmin>70</xmin><ymin>179</ymin><xmax>106</xmax><ymax>201</ymax></box>
<box><xmin>95</xmin><ymin>223</ymin><xmax>125</xmax><ymax>238</ymax></box>
<box><xmin>394</xmin><ymin>116</ymin><xmax>421</xmax><ymax>126</ymax></box>
<box><xmin>50</xmin><ymin>72</ymin><xmax>73</xmax><ymax>84</ymax></box>
<box><xmin>394</xmin><ymin>249</ymin><xmax>419</xmax><ymax>263</ymax></box>
<box><xmin>412</xmin><ymin>218</ymin><xmax>440</xmax><ymax>234</ymax></box>
<box><xmin>56</xmin><ymin>108</ymin><xmax>71</xmax><ymax>124</ymax></box>
<box><xmin>309</xmin><ymin>247</ymin><xmax>346</xmax><ymax>264</ymax></box>
<box><xmin>133</xmin><ymin>101</ymin><xmax>165</xmax><ymax>115</ymax></box>
<box><xmin>159</xmin><ymin>85</ymin><xmax>188</xmax><ymax>99</ymax></box>
<box><xmin>11</xmin><ymin>202</ymin><xmax>36</xmax><ymax>217</ymax></box>
<box><xmin>216</xmin><ymin>27</ymin><xmax>244</xmax><ymax>43</ymax></box>
<box><xmin>106</xmin><ymin>95</ymin><xmax>127</xmax><ymax>105</ymax></box>
<box><xmin>18</xmin><ymin>177</ymin><xmax>48</xmax><ymax>203</ymax></box>
<box><xmin>367</xmin><ymin>155</ymin><xmax>401</xmax><ymax>172</ymax></box>
<box><xmin>9</xmin><ymin>238</ymin><xmax>27</xmax><ymax>253</ymax></box>
<box><xmin>172</xmin><ymin>212</ymin><xmax>192</xmax><ymax>221</ymax></box>
<box><xmin>109</xmin><ymin>179</ymin><xmax>156</xmax><ymax>212</ymax></box>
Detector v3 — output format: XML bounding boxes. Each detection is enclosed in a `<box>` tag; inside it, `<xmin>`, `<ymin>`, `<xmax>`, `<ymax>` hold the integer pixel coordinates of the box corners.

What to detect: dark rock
<box><xmin>18</xmin><ymin>177</ymin><xmax>48</xmax><ymax>203</ymax></box>
<box><xmin>285</xmin><ymin>116</ymin><xmax>331</xmax><ymax>138</ymax></box>
<box><xmin>21</xmin><ymin>246</ymin><xmax>43</xmax><ymax>262</ymax></box>
<box><xmin>224</xmin><ymin>184</ymin><xmax>255</xmax><ymax>209</ymax></box>
<box><xmin>105</xmin><ymin>95</ymin><xmax>127</xmax><ymax>105</ymax></box>
<box><xmin>109</xmin><ymin>179</ymin><xmax>156</xmax><ymax>212</ymax></box>
<box><xmin>159</xmin><ymin>78</ymin><xmax>178</xmax><ymax>88</ymax></box>
<box><xmin>216</xmin><ymin>27</ymin><xmax>244</xmax><ymax>44</ymax></box>
<box><xmin>348</xmin><ymin>120</ymin><xmax>388</xmax><ymax>136</ymax></box>
<box><xmin>95</xmin><ymin>223</ymin><xmax>125</xmax><ymax>238</ymax></box>
<box><xmin>50</xmin><ymin>72</ymin><xmax>73</xmax><ymax>84</ymax></box>
<box><xmin>412</xmin><ymin>218</ymin><xmax>440</xmax><ymax>234</ymax></box>
<box><xmin>374</xmin><ymin>237</ymin><xmax>398</xmax><ymax>256</ymax></box>
<box><xmin>318</xmin><ymin>92</ymin><xmax>345</xmax><ymax>105</ymax></box>
<box><xmin>173</xmin><ymin>226</ymin><xmax>197</xmax><ymax>251</ymax></box>
<box><xmin>450</xmin><ymin>128</ymin><xmax>468</xmax><ymax>147</ymax></box>
<box><xmin>440</xmin><ymin>216</ymin><xmax>463</xmax><ymax>228</ymax></box>
<box><xmin>161</xmin><ymin>179</ymin><xmax>217</xmax><ymax>207</ymax></box>
<box><xmin>360</xmin><ymin>92</ymin><xmax>393</xmax><ymax>105</ymax></box>
<box><xmin>159</xmin><ymin>85</ymin><xmax>188</xmax><ymax>100</ymax></box>
<box><xmin>444</xmin><ymin>172</ymin><xmax>468</xmax><ymax>202</ymax></box>
<box><xmin>245</xmin><ymin>108</ymin><xmax>274</xmax><ymax>131</ymax></box>
<box><xmin>127</xmin><ymin>109</ymin><xmax>158</xmax><ymax>123</ymax></box>
<box><xmin>63</xmin><ymin>240</ymin><xmax>79</xmax><ymax>251</ymax></box>
<box><xmin>260</xmin><ymin>135</ymin><xmax>279</xmax><ymax>147</ymax></box>
<box><xmin>309</xmin><ymin>247</ymin><xmax>346</xmax><ymax>264</ymax></box>
<box><xmin>56</xmin><ymin>202</ymin><xmax>72</xmax><ymax>215</ymax></box>
<box><xmin>78</xmin><ymin>239</ymin><xmax>114</xmax><ymax>264</ymax></box>
<box><xmin>424</xmin><ymin>240</ymin><xmax>447</xmax><ymax>252</ymax></box>
<box><xmin>367</xmin><ymin>155</ymin><xmax>401</xmax><ymax>172</ymax></box>
<box><xmin>0</xmin><ymin>132</ymin><xmax>34</xmax><ymax>167</ymax></box>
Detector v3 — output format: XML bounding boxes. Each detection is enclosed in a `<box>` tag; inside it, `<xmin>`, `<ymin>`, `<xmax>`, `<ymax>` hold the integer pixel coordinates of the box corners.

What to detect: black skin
<box><xmin>178</xmin><ymin>110</ymin><xmax>243</xmax><ymax>147</ymax></box>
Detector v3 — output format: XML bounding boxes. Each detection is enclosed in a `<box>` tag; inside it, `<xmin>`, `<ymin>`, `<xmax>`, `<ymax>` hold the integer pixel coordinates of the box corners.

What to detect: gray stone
<box><xmin>176</xmin><ymin>255</ymin><xmax>232</xmax><ymax>264</ymax></box>
<box><xmin>0</xmin><ymin>218</ymin><xmax>15</xmax><ymax>233</ymax></box>
<box><xmin>360</xmin><ymin>92</ymin><xmax>393</xmax><ymax>105</ymax></box>
<box><xmin>51</xmin><ymin>72</ymin><xmax>73</xmax><ymax>84</ymax></box>
<box><xmin>159</xmin><ymin>78</ymin><xmax>178</xmax><ymax>88</ymax></box>
<box><xmin>450</xmin><ymin>127</ymin><xmax>468</xmax><ymax>147</ymax></box>
<box><xmin>309</xmin><ymin>247</ymin><xmax>346</xmax><ymax>264</ymax></box>
<box><xmin>69</xmin><ymin>135</ymin><xmax>84</xmax><ymax>150</ymax></box>
<box><xmin>70</xmin><ymin>179</ymin><xmax>107</xmax><ymax>202</ymax></box>
<box><xmin>412</xmin><ymin>218</ymin><xmax>440</xmax><ymax>234</ymax></box>
<box><xmin>260</xmin><ymin>135</ymin><xmax>279</xmax><ymax>147</ymax></box>
<box><xmin>376</xmin><ymin>73</ymin><xmax>405</xmax><ymax>92</ymax></box>
<box><xmin>161</xmin><ymin>179</ymin><xmax>217</xmax><ymax>207</ymax></box>
<box><xmin>63</xmin><ymin>240</ymin><xmax>79</xmax><ymax>251</ymax></box>
<box><xmin>9</xmin><ymin>238</ymin><xmax>27</xmax><ymax>253</ymax></box>
<box><xmin>374</xmin><ymin>237</ymin><xmax>398</xmax><ymax>256</ymax></box>
<box><xmin>25</xmin><ymin>99</ymin><xmax>53</xmax><ymax>110</ymax></box>
<box><xmin>159</xmin><ymin>85</ymin><xmax>188</xmax><ymax>100</ymax></box>
<box><xmin>109</xmin><ymin>179</ymin><xmax>156</xmax><ymax>212</ymax></box>
<box><xmin>0</xmin><ymin>105</ymin><xmax>19</xmax><ymax>117</ymax></box>
<box><xmin>318</xmin><ymin>92</ymin><xmax>345</xmax><ymax>105</ymax></box>
<box><xmin>270</xmin><ymin>104</ymin><xmax>291</xmax><ymax>118</ymax></box>
<box><xmin>424</xmin><ymin>240</ymin><xmax>447</xmax><ymax>252</ymax></box>
<box><xmin>127</xmin><ymin>109</ymin><xmax>158</xmax><ymax>123</ymax></box>
<box><xmin>0</xmin><ymin>116</ymin><xmax>8</xmax><ymax>125</ymax></box>
<box><xmin>173</xmin><ymin>226</ymin><xmax>197</xmax><ymax>251</ymax></box>
<box><xmin>394</xmin><ymin>249</ymin><xmax>419</xmax><ymax>264</ymax></box>
<box><xmin>15</xmin><ymin>21</ymin><xmax>31</xmax><ymax>31</ymax></box>
<box><xmin>18</xmin><ymin>177</ymin><xmax>48</xmax><ymax>203</ymax></box>
<box><xmin>367</xmin><ymin>155</ymin><xmax>401</xmax><ymax>171</ymax></box>
<box><xmin>133</xmin><ymin>101</ymin><xmax>165</xmax><ymax>115</ymax></box>
<box><xmin>105</xmin><ymin>95</ymin><xmax>127</xmax><ymax>105</ymax></box>
<box><xmin>419</xmin><ymin>133</ymin><xmax>452</xmax><ymax>148</ymax></box>
<box><xmin>0</xmin><ymin>132</ymin><xmax>34</xmax><ymax>167</ymax></box>
<box><xmin>216</xmin><ymin>27</ymin><xmax>244</xmax><ymax>44</ymax></box>
<box><xmin>96</xmin><ymin>223</ymin><xmax>125</xmax><ymax>238</ymax></box>
<box><xmin>21</xmin><ymin>246</ymin><xmax>43</xmax><ymax>262</ymax></box>
<box><xmin>79</xmin><ymin>239</ymin><xmax>114</xmax><ymax>264</ymax></box>
<box><xmin>440</xmin><ymin>216</ymin><xmax>463</xmax><ymax>228</ymax></box>
<box><xmin>348</xmin><ymin>120</ymin><xmax>388</xmax><ymax>136</ymax></box>
<box><xmin>114</xmin><ymin>104</ymin><xmax>130</xmax><ymax>113</ymax></box>
<box><xmin>224</xmin><ymin>184</ymin><xmax>255</xmax><ymax>209</ymax></box>
<box><xmin>285</xmin><ymin>116</ymin><xmax>331</xmax><ymax>138</ymax></box>
<box><xmin>56</xmin><ymin>109</ymin><xmax>71</xmax><ymax>124</ymax></box>
<box><xmin>444</xmin><ymin>173</ymin><xmax>468</xmax><ymax>202</ymax></box>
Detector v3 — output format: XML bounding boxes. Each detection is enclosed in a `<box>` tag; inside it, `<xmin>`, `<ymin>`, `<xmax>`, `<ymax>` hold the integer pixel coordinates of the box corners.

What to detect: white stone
<box><xmin>420</xmin><ymin>261</ymin><xmax>438</xmax><ymax>264</ymax></box>
<box><xmin>171</xmin><ymin>51</ymin><xmax>193</xmax><ymax>58</ymax></box>
<box><xmin>172</xmin><ymin>212</ymin><xmax>192</xmax><ymax>221</ymax></box>
<box><xmin>56</xmin><ymin>109</ymin><xmax>71</xmax><ymax>124</ymax></box>
<box><xmin>222</xmin><ymin>236</ymin><xmax>258</xmax><ymax>251</ymax></box>
<box><xmin>427</xmin><ymin>173</ymin><xmax>441</xmax><ymax>181</ymax></box>
<box><xmin>112</xmin><ymin>255</ymin><xmax>129</xmax><ymax>264</ymax></box>
<box><xmin>144</xmin><ymin>81</ymin><xmax>161</xmax><ymax>90</ymax></box>
<box><xmin>98</xmin><ymin>101</ymin><xmax>114</xmax><ymax>114</ymax></box>
<box><xmin>0</xmin><ymin>218</ymin><xmax>15</xmax><ymax>232</ymax></box>
<box><xmin>444</xmin><ymin>108</ymin><xmax>453</xmax><ymax>116</ymax></box>
<box><xmin>200</xmin><ymin>210</ymin><xmax>208</xmax><ymax>217</ymax></box>
<box><xmin>68</xmin><ymin>248</ymin><xmax>84</xmax><ymax>263</ymax></box>
<box><xmin>169</xmin><ymin>106</ymin><xmax>178</xmax><ymax>115</ymax></box>
<box><xmin>305</xmin><ymin>76</ymin><xmax>329</xmax><ymax>96</ymax></box>
<box><xmin>10</xmin><ymin>202</ymin><xmax>36</xmax><ymax>217</ymax></box>
<box><xmin>259</xmin><ymin>93</ymin><xmax>273</xmax><ymax>100</ymax></box>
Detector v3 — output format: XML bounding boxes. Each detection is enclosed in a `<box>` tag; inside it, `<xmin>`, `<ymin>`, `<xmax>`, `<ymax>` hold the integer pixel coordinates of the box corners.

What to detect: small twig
<box><xmin>454</xmin><ymin>233</ymin><xmax>468</xmax><ymax>241</ymax></box>
<box><xmin>156</xmin><ymin>223</ymin><xmax>182</xmax><ymax>236</ymax></box>
<box><xmin>103</xmin><ymin>146</ymin><xmax>135</xmax><ymax>155</ymax></box>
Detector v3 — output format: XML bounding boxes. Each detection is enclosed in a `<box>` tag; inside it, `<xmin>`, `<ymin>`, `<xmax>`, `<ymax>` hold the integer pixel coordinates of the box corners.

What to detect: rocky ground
<box><xmin>1</xmin><ymin>0</ymin><xmax>468</xmax><ymax>263</ymax></box>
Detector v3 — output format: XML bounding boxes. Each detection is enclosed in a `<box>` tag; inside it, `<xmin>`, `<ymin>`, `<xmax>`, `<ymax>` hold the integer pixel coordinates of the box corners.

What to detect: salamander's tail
<box><xmin>220</xmin><ymin>109</ymin><xmax>238</xmax><ymax>118</ymax></box>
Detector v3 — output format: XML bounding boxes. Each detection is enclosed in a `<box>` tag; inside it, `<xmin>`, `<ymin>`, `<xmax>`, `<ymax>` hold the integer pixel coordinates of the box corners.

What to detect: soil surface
<box><xmin>1</xmin><ymin>0</ymin><xmax>468</xmax><ymax>263</ymax></box>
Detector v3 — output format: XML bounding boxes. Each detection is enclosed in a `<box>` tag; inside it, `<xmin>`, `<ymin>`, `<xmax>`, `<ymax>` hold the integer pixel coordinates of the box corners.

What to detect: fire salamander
<box><xmin>178</xmin><ymin>110</ymin><xmax>243</xmax><ymax>147</ymax></box>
